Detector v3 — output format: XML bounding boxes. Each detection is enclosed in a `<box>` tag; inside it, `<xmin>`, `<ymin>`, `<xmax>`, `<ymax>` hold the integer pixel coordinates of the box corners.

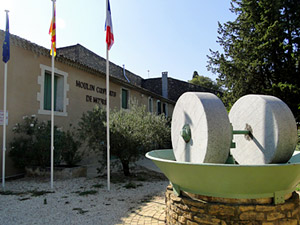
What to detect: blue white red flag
<box><xmin>105</xmin><ymin>0</ymin><xmax>114</xmax><ymax>50</ymax></box>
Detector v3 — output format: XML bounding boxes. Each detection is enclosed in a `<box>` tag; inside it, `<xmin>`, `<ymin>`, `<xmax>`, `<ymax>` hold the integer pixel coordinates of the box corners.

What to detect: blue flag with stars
<box><xmin>2</xmin><ymin>12</ymin><xmax>10</xmax><ymax>63</ymax></box>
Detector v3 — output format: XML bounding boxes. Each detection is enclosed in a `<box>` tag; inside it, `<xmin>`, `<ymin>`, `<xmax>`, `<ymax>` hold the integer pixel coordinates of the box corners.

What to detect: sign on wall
<box><xmin>75</xmin><ymin>80</ymin><xmax>116</xmax><ymax>105</ymax></box>
<box><xmin>0</xmin><ymin>110</ymin><xmax>8</xmax><ymax>125</ymax></box>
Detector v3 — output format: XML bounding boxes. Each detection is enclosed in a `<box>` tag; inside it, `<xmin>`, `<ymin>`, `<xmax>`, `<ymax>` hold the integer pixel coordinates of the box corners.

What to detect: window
<box><xmin>163</xmin><ymin>103</ymin><xmax>168</xmax><ymax>117</ymax></box>
<box><xmin>157</xmin><ymin>100</ymin><xmax>161</xmax><ymax>115</ymax></box>
<box><xmin>38</xmin><ymin>64</ymin><xmax>69</xmax><ymax>116</ymax></box>
<box><xmin>43</xmin><ymin>72</ymin><xmax>63</xmax><ymax>111</ymax></box>
<box><xmin>121</xmin><ymin>88</ymin><xmax>129</xmax><ymax>109</ymax></box>
<box><xmin>148</xmin><ymin>97</ymin><xmax>153</xmax><ymax>113</ymax></box>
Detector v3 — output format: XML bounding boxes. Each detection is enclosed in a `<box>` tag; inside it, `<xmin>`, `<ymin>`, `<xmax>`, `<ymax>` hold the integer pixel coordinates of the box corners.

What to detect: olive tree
<box><xmin>78</xmin><ymin>102</ymin><xmax>171</xmax><ymax>176</ymax></box>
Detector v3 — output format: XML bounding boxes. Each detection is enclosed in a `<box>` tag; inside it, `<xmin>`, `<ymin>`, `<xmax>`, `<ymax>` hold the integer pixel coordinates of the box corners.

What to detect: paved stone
<box><xmin>117</xmin><ymin>195</ymin><xmax>165</xmax><ymax>225</ymax></box>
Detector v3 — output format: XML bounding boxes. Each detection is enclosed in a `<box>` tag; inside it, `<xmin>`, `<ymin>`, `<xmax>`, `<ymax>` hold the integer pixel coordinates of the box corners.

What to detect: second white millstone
<box><xmin>229</xmin><ymin>94</ymin><xmax>298</xmax><ymax>165</ymax></box>
<box><xmin>171</xmin><ymin>92</ymin><xmax>231</xmax><ymax>163</ymax></box>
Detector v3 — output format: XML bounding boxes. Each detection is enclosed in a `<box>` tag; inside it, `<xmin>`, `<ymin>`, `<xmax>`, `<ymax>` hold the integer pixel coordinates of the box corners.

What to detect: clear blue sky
<box><xmin>0</xmin><ymin>0</ymin><xmax>236</xmax><ymax>82</ymax></box>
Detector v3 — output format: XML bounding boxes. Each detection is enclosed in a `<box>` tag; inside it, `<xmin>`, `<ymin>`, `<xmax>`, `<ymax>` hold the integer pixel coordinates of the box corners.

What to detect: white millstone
<box><xmin>229</xmin><ymin>94</ymin><xmax>298</xmax><ymax>165</ymax></box>
<box><xmin>171</xmin><ymin>92</ymin><xmax>231</xmax><ymax>163</ymax></box>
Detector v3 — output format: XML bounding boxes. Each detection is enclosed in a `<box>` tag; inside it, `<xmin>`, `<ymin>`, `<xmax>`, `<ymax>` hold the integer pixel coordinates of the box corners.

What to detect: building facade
<box><xmin>0</xmin><ymin>31</ymin><xmax>176</xmax><ymax>177</ymax></box>
<box><xmin>0</xmin><ymin>30</ymin><xmax>217</xmax><ymax>178</ymax></box>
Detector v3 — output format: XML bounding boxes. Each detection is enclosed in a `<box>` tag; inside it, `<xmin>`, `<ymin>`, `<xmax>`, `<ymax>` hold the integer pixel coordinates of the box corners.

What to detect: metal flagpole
<box><xmin>50</xmin><ymin>0</ymin><xmax>55</xmax><ymax>189</ymax></box>
<box><xmin>106</xmin><ymin>36</ymin><xmax>110</xmax><ymax>191</ymax></box>
<box><xmin>50</xmin><ymin>49</ymin><xmax>54</xmax><ymax>189</ymax></box>
<box><xmin>2</xmin><ymin>63</ymin><xmax>7</xmax><ymax>189</ymax></box>
<box><xmin>106</xmin><ymin>0</ymin><xmax>110</xmax><ymax>191</ymax></box>
<box><xmin>2</xmin><ymin>10</ymin><xmax>9</xmax><ymax>190</ymax></box>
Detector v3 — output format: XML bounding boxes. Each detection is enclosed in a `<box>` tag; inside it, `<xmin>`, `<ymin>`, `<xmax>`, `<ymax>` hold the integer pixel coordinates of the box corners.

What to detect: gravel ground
<box><xmin>0</xmin><ymin>171</ymin><xmax>168</xmax><ymax>225</ymax></box>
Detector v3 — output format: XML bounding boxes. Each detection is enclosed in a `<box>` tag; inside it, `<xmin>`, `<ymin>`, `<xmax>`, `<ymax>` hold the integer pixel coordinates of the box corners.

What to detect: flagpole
<box><xmin>2</xmin><ymin>62</ymin><xmax>7</xmax><ymax>190</ymax></box>
<box><xmin>2</xmin><ymin>10</ymin><xmax>9</xmax><ymax>190</ymax></box>
<box><xmin>106</xmin><ymin>0</ymin><xmax>110</xmax><ymax>192</ymax></box>
<box><xmin>106</xmin><ymin>34</ymin><xmax>110</xmax><ymax>192</ymax></box>
<box><xmin>50</xmin><ymin>0</ymin><xmax>55</xmax><ymax>189</ymax></box>
<box><xmin>51</xmin><ymin>50</ymin><xmax>54</xmax><ymax>189</ymax></box>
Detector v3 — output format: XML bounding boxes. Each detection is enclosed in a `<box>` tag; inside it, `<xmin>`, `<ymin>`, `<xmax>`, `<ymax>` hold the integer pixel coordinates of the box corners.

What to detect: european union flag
<box><xmin>2</xmin><ymin>12</ymin><xmax>10</xmax><ymax>63</ymax></box>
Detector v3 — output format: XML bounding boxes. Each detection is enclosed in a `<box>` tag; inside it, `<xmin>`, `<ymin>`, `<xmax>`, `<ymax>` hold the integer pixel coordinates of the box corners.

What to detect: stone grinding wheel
<box><xmin>229</xmin><ymin>94</ymin><xmax>298</xmax><ymax>165</ymax></box>
<box><xmin>171</xmin><ymin>92</ymin><xmax>232</xmax><ymax>163</ymax></box>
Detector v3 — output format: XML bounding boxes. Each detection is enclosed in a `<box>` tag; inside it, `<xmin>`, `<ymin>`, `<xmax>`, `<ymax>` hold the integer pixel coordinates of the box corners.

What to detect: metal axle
<box><xmin>180</xmin><ymin>124</ymin><xmax>251</xmax><ymax>144</ymax></box>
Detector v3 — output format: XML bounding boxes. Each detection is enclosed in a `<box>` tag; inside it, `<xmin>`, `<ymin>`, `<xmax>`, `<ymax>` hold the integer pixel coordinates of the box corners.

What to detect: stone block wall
<box><xmin>165</xmin><ymin>185</ymin><xmax>300</xmax><ymax>225</ymax></box>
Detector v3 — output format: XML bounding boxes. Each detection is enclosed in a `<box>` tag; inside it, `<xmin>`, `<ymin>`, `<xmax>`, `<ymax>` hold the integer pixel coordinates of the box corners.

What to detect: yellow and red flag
<box><xmin>49</xmin><ymin>2</ymin><xmax>56</xmax><ymax>57</ymax></box>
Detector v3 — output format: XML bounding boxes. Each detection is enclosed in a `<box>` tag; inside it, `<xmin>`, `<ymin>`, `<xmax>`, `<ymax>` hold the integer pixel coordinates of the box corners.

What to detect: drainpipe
<box><xmin>123</xmin><ymin>64</ymin><xmax>130</xmax><ymax>83</ymax></box>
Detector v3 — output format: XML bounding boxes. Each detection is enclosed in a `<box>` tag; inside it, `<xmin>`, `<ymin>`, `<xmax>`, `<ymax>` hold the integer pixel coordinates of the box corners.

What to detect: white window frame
<box><xmin>37</xmin><ymin>64</ymin><xmax>69</xmax><ymax>117</ymax></box>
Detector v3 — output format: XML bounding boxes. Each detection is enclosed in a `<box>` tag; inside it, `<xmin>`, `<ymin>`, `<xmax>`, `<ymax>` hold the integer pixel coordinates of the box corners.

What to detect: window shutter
<box><xmin>44</xmin><ymin>72</ymin><xmax>57</xmax><ymax>111</ymax></box>
<box><xmin>157</xmin><ymin>101</ymin><xmax>161</xmax><ymax>115</ymax></box>
<box><xmin>122</xmin><ymin>89</ymin><xmax>128</xmax><ymax>109</ymax></box>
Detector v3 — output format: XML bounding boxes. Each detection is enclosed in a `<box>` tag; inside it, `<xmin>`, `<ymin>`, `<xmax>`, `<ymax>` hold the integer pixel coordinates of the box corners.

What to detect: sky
<box><xmin>0</xmin><ymin>0</ymin><xmax>236</xmax><ymax>82</ymax></box>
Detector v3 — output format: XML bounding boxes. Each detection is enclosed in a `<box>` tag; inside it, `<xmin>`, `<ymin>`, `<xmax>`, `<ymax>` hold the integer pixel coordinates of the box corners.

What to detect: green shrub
<box><xmin>9</xmin><ymin>116</ymin><xmax>61</xmax><ymax>168</ymax></box>
<box><xmin>78</xmin><ymin>101</ymin><xmax>171</xmax><ymax>176</ymax></box>
<box><xmin>78</xmin><ymin>105</ymin><xmax>106</xmax><ymax>153</ymax></box>
<box><xmin>60</xmin><ymin>127</ymin><xmax>83</xmax><ymax>166</ymax></box>
<box><xmin>109</xmin><ymin>102</ymin><xmax>171</xmax><ymax>175</ymax></box>
<box><xmin>9</xmin><ymin>115</ymin><xmax>82</xmax><ymax>168</ymax></box>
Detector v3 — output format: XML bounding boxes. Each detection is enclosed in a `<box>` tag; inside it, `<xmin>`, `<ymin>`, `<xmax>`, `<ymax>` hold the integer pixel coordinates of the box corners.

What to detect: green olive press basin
<box><xmin>146</xmin><ymin>149</ymin><xmax>300</xmax><ymax>200</ymax></box>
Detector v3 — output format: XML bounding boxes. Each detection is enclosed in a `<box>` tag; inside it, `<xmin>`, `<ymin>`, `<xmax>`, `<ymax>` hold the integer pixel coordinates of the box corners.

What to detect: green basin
<box><xmin>146</xmin><ymin>149</ymin><xmax>300</xmax><ymax>201</ymax></box>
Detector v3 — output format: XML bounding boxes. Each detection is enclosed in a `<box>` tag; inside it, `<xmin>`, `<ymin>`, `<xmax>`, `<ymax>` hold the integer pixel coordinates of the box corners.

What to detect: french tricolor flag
<box><xmin>105</xmin><ymin>0</ymin><xmax>114</xmax><ymax>50</ymax></box>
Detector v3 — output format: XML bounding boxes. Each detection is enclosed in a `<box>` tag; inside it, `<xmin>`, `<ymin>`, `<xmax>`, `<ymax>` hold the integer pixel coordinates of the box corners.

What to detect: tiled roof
<box><xmin>142</xmin><ymin>77</ymin><xmax>219</xmax><ymax>102</ymax></box>
<box><xmin>58</xmin><ymin>44</ymin><xmax>143</xmax><ymax>87</ymax></box>
<box><xmin>0</xmin><ymin>30</ymin><xmax>143</xmax><ymax>87</ymax></box>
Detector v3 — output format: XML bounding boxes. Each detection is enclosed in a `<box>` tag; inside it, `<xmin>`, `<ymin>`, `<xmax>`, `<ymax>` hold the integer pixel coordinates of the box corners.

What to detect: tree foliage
<box><xmin>189</xmin><ymin>71</ymin><xmax>222</xmax><ymax>92</ymax></box>
<box><xmin>78</xmin><ymin>105</ymin><xmax>107</xmax><ymax>154</ymax></box>
<box><xmin>78</xmin><ymin>102</ymin><xmax>171</xmax><ymax>176</ymax></box>
<box><xmin>9</xmin><ymin>116</ymin><xmax>82</xmax><ymax>168</ymax></box>
<box><xmin>207</xmin><ymin>0</ymin><xmax>300</xmax><ymax>120</ymax></box>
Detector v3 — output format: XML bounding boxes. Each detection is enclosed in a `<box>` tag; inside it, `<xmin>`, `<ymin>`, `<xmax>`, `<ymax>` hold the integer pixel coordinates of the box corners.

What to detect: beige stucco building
<box><xmin>0</xmin><ymin>31</ymin><xmax>177</xmax><ymax>177</ymax></box>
